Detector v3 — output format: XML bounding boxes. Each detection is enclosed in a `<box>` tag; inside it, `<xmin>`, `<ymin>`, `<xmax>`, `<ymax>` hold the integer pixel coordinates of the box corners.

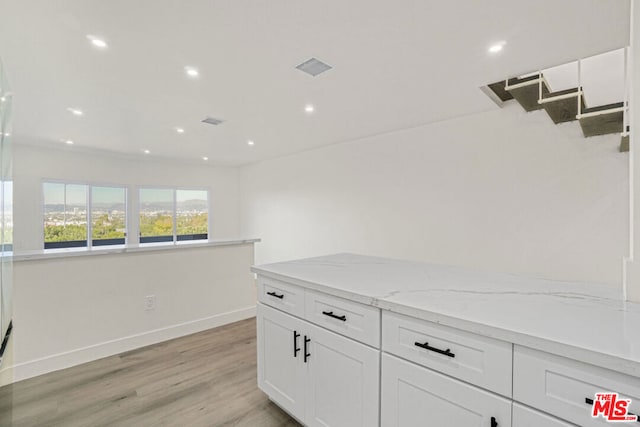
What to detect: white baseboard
<box><xmin>10</xmin><ymin>305</ymin><xmax>256</xmax><ymax>383</ymax></box>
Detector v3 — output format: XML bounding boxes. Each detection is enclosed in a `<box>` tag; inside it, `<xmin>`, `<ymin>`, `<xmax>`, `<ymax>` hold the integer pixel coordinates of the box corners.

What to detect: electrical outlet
<box><xmin>145</xmin><ymin>295</ymin><xmax>156</xmax><ymax>311</ymax></box>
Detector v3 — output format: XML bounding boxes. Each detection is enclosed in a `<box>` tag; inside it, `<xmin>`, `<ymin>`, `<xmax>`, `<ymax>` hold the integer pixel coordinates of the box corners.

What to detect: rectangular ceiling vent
<box><xmin>296</xmin><ymin>57</ymin><xmax>332</xmax><ymax>77</ymax></box>
<box><xmin>202</xmin><ymin>116</ymin><xmax>224</xmax><ymax>126</ymax></box>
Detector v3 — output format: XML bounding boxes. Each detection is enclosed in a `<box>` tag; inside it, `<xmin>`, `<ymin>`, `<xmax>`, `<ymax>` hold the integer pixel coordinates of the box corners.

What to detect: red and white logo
<box><xmin>590</xmin><ymin>392</ymin><xmax>639</xmax><ymax>423</ymax></box>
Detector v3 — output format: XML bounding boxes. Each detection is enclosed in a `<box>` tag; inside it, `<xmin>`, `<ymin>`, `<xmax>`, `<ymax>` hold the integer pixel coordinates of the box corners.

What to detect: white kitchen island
<box><xmin>252</xmin><ymin>253</ymin><xmax>640</xmax><ymax>427</ymax></box>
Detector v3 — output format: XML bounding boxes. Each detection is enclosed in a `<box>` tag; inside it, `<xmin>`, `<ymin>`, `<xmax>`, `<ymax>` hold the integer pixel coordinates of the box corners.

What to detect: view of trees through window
<box><xmin>176</xmin><ymin>189</ymin><xmax>208</xmax><ymax>240</ymax></box>
<box><xmin>92</xmin><ymin>186</ymin><xmax>127</xmax><ymax>245</ymax></box>
<box><xmin>43</xmin><ymin>183</ymin><xmax>88</xmax><ymax>248</ymax></box>
<box><xmin>139</xmin><ymin>188</ymin><xmax>208</xmax><ymax>244</ymax></box>
<box><xmin>44</xmin><ymin>183</ymin><xmax>208</xmax><ymax>248</ymax></box>
<box><xmin>139</xmin><ymin>189</ymin><xmax>173</xmax><ymax>243</ymax></box>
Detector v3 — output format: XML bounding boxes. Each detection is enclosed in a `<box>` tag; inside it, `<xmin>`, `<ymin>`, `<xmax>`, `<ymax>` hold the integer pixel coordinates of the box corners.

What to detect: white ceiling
<box><xmin>0</xmin><ymin>0</ymin><xmax>630</xmax><ymax>166</ymax></box>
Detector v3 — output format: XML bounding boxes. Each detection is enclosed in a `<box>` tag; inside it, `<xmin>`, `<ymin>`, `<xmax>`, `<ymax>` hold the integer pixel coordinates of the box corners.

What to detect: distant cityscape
<box><xmin>44</xmin><ymin>200</ymin><xmax>207</xmax><ymax>243</ymax></box>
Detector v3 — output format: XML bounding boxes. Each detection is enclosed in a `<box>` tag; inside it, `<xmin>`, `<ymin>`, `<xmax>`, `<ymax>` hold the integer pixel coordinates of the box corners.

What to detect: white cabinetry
<box><xmin>257</xmin><ymin>303</ymin><xmax>379</xmax><ymax>427</ymax></box>
<box><xmin>257</xmin><ymin>303</ymin><xmax>306</xmax><ymax>421</ymax></box>
<box><xmin>305</xmin><ymin>289</ymin><xmax>380</xmax><ymax>347</ymax></box>
<box><xmin>254</xmin><ymin>257</ymin><xmax>640</xmax><ymax>427</ymax></box>
<box><xmin>512</xmin><ymin>404</ymin><xmax>575</xmax><ymax>427</ymax></box>
<box><xmin>305</xmin><ymin>321</ymin><xmax>379</xmax><ymax>427</ymax></box>
<box><xmin>382</xmin><ymin>311</ymin><xmax>512</xmax><ymax>397</ymax></box>
<box><xmin>514</xmin><ymin>346</ymin><xmax>640</xmax><ymax>427</ymax></box>
<box><xmin>381</xmin><ymin>353</ymin><xmax>511</xmax><ymax>427</ymax></box>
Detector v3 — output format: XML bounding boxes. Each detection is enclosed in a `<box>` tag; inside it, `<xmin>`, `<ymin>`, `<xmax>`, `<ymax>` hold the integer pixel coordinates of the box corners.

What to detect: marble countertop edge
<box><xmin>374</xmin><ymin>299</ymin><xmax>640</xmax><ymax>378</ymax></box>
<box><xmin>252</xmin><ymin>261</ymin><xmax>640</xmax><ymax>378</ymax></box>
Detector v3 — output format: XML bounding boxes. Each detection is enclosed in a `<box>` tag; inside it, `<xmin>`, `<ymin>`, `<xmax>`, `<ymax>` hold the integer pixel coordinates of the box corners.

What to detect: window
<box><xmin>176</xmin><ymin>189</ymin><xmax>208</xmax><ymax>241</ymax></box>
<box><xmin>43</xmin><ymin>183</ymin><xmax>88</xmax><ymax>249</ymax></box>
<box><xmin>43</xmin><ymin>182</ymin><xmax>127</xmax><ymax>249</ymax></box>
<box><xmin>139</xmin><ymin>188</ymin><xmax>208</xmax><ymax>244</ymax></box>
<box><xmin>139</xmin><ymin>189</ymin><xmax>173</xmax><ymax>243</ymax></box>
<box><xmin>91</xmin><ymin>186</ymin><xmax>127</xmax><ymax>246</ymax></box>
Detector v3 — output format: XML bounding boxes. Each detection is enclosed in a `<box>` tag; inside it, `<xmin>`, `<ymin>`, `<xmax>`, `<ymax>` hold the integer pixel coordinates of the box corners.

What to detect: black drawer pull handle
<box><xmin>491</xmin><ymin>416</ymin><xmax>498</xmax><ymax>427</ymax></box>
<box><xmin>322</xmin><ymin>311</ymin><xmax>347</xmax><ymax>321</ymax></box>
<box><xmin>266</xmin><ymin>291</ymin><xmax>284</xmax><ymax>299</ymax></box>
<box><xmin>414</xmin><ymin>341</ymin><xmax>455</xmax><ymax>358</ymax></box>
<box><xmin>293</xmin><ymin>331</ymin><xmax>300</xmax><ymax>358</ymax></box>
<box><xmin>304</xmin><ymin>336</ymin><xmax>311</xmax><ymax>363</ymax></box>
<box><xmin>586</xmin><ymin>397</ymin><xmax>640</xmax><ymax>422</ymax></box>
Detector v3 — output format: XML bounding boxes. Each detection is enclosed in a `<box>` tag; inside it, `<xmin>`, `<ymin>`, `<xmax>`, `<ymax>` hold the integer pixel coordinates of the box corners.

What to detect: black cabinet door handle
<box><xmin>322</xmin><ymin>311</ymin><xmax>347</xmax><ymax>322</ymax></box>
<box><xmin>266</xmin><ymin>291</ymin><xmax>284</xmax><ymax>299</ymax></box>
<box><xmin>586</xmin><ymin>397</ymin><xmax>640</xmax><ymax>422</ymax></box>
<box><xmin>491</xmin><ymin>416</ymin><xmax>498</xmax><ymax>427</ymax></box>
<box><xmin>293</xmin><ymin>331</ymin><xmax>300</xmax><ymax>357</ymax></box>
<box><xmin>304</xmin><ymin>336</ymin><xmax>311</xmax><ymax>363</ymax></box>
<box><xmin>414</xmin><ymin>341</ymin><xmax>455</xmax><ymax>358</ymax></box>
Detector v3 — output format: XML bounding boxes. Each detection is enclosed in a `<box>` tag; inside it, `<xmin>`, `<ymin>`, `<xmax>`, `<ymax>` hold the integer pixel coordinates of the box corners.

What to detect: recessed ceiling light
<box><xmin>185</xmin><ymin>66</ymin><xmax>199</xmax><ymax>78</ymax></box>
<box><xmin>65</xmin><ymin>140</ymin><xmax>74</xmax><ymax>145</ymax></box>
<box><xmin>202</xmin><ymin>156</ymin><xmax>209</xmax><ymax>161</ymax></box>
<box><xmin>175</xmin><ymin>127</ymin><xmax>185</xmax><ymax>134</ymax></box>
<box><xmin>0</xmin><ymin>97</ymin><xmax>5</xmax><ymax>103</ymax></box>
<box><xmin>87</xmin><ymin>35</ymin><xmax>108</xmax><ymax>49</ymax></box>
<box><xmin>67</xmin><ymin>108</ymin><xmax>84</xmax><ymax>116</ymax></box>
<box><xmin>305</xmin><ymin>105</ymin><xmax>315</xmax><ymax>113</ymax></box>
<box><xmin>143</xmin><ymin>149</ymin><xmax>150</xmax><ymax>154</ymax></box>
<box><xmin>488</xmin><ymin>42</ymin><xmax>506</xmax><ymax>53</ymax></box>
<box><xmin>247</xmin><ymin>140</ymin><xmax>255</xmax><ymax>146</ymax></box>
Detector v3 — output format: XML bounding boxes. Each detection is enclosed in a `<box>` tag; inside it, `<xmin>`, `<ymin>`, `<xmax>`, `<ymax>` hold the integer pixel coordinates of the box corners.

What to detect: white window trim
<box><xmin>41</xmin><ymin>180</ymin><xmax>212</xmax><ymax>252</ymax></box>
<box><xmin>137</xmin><ymin>185</ymin><xmax>211</xmax><ymax>247</ymax></box>
<box><xmin>42</xmin><ymin>179</ymin><xmax>129</xmax><ymax>251</ymax></box>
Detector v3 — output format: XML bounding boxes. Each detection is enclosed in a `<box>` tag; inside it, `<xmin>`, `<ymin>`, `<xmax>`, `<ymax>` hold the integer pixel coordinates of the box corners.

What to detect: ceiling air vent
<box><xmin>295</xmin><ymin>58</ymin><xmax>332</xmax><ymax>77</ymax></box>
<box><xmin>202</xmin><ymin>117</ymin><xmax>224</xmax><ymax>126</ymax></box>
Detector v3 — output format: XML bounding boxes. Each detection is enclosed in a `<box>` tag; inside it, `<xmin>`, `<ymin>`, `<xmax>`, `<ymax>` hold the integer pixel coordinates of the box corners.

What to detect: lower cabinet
<box><xmin>256</xmin><ymin>272</ymin><xmax>640</xmax><ymax>427</ymax></box>
<box><xmin>381</xmin><ymin>353</ymin><xmax>511</xmax><ymax>427</ymax></box>
<box><xmin>512</xmin><ymin>404</ymin><xmax>575</xmax><ymax>427</ymax></box>
<box><xmin>257</xmin><ymin>303</ymin><xmax>379</xmax><ymax>427</ymax></box>
<box><xmin>257</xmin><ymin>302</ymin><xmax>306</xmax><ymax>420</ymax></box>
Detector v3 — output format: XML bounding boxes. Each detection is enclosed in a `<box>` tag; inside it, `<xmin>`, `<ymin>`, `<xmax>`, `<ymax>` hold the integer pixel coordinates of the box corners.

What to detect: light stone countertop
<box><xmin>251</xmin><ymin>253</ymin><xmax>640</xmax><ymax>378</ymax></box>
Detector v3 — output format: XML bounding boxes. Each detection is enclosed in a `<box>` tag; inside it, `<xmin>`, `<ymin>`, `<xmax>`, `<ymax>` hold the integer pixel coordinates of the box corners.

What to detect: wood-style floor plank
<box><xmin>0</xmin><ymin>318</ymin><xmax>300</xmax><ymax>427</ymax></box>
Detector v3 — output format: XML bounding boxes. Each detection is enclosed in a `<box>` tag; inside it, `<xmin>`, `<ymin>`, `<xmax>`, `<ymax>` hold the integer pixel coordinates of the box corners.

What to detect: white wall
<box><xmin>241</xmin><ymin>102</ymin><xmax>629</xmax><ymax>286</ymax></box>
<box><xmin>4</xmin><ymin>144</ymin><xmax>256</xmax><ymax>384</ymax></box>
<box><xmin>11</xmin><ymin>244</ymin><xmax>256</xmax><ymax>382</ymax></box>
<box><xmin>13</xmin><ymin>144</ymin><xmax>242</xmax><ymax>251</ymax></box>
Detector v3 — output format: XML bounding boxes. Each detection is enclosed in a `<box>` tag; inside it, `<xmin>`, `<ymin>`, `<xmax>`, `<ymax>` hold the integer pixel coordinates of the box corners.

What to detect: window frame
<box><xmin>42</xmin><ymin>179</ymin><xmax>129</xmax><ymax>250</ymax></box>
<box><xmin>137</xmin><ymin>186</ymin><xmax>211</xmax><ymax>246</ymax></box>
<box><xmin>90</xmin><ymin>184</ymin><xmax>129</xmax><ymax>247</ymax></box>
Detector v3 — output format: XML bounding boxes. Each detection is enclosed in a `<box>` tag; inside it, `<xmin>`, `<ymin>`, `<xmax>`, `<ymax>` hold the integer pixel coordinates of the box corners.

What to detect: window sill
<box><xmin>11</xmin><ymin>238</ymin><xmax>261</xmax><ymax>262</ymax></box>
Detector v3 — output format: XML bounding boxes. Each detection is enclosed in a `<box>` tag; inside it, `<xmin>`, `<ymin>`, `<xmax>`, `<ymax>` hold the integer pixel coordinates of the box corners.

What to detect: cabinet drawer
<box><xmin>513</xmin><ymin>404</ymin><xmax>575</xmax><ymax>427</ymax></box>
<box><xmin>381</xmin><ymin>353</ymin><xmax>511</xmax><ymax>427</ymax></box>
<box><xmin>513</xmin><ymin>346</ymin><xmax>640</xmax><ymax>426</ymax></box>
<box><xmin>304</xmin><ymin>290</ymin><xmax>380</xmax><ymax>347</ymax></box>
<box><xmin>258</xmin><ymin>277</ymin><xmax>305</xmax><ymax>318</ymax></box>
<box><xmin>382</xmin><ymin>311</ymin><xmax>512</xmax><ymax>396</ymax></box>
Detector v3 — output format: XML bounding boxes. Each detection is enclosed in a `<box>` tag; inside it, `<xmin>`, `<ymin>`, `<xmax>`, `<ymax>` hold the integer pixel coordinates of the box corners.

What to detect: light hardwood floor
<box><xmin>0</xmin><ymin>318</ymin><xmax>300</xmax><ymax>427</ymax></box>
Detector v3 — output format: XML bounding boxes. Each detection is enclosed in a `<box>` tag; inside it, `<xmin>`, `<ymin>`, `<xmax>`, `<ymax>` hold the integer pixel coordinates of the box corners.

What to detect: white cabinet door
<box><xmin>305</xmin><ymin>322</ymin><xmax>380</xmax><ymax>427</ymax></box>
<box><xmin>382</xmin><ymin>353</ymin><xmax>511</xmax><ymax>427</ymax></box>
<box><xmin>513</xmin><ymin>346</ymin><xmax>640</xmax><ymax>427</ymax></box>
<box><xmin>257</xmin><ymin>303</ymin><xmax>306</xmax><ymax>421</ymax></box>
<box><xmin>513</xmin><ymin>404</ymin><xmax>575</xmax><ymax>427</ymax></box>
